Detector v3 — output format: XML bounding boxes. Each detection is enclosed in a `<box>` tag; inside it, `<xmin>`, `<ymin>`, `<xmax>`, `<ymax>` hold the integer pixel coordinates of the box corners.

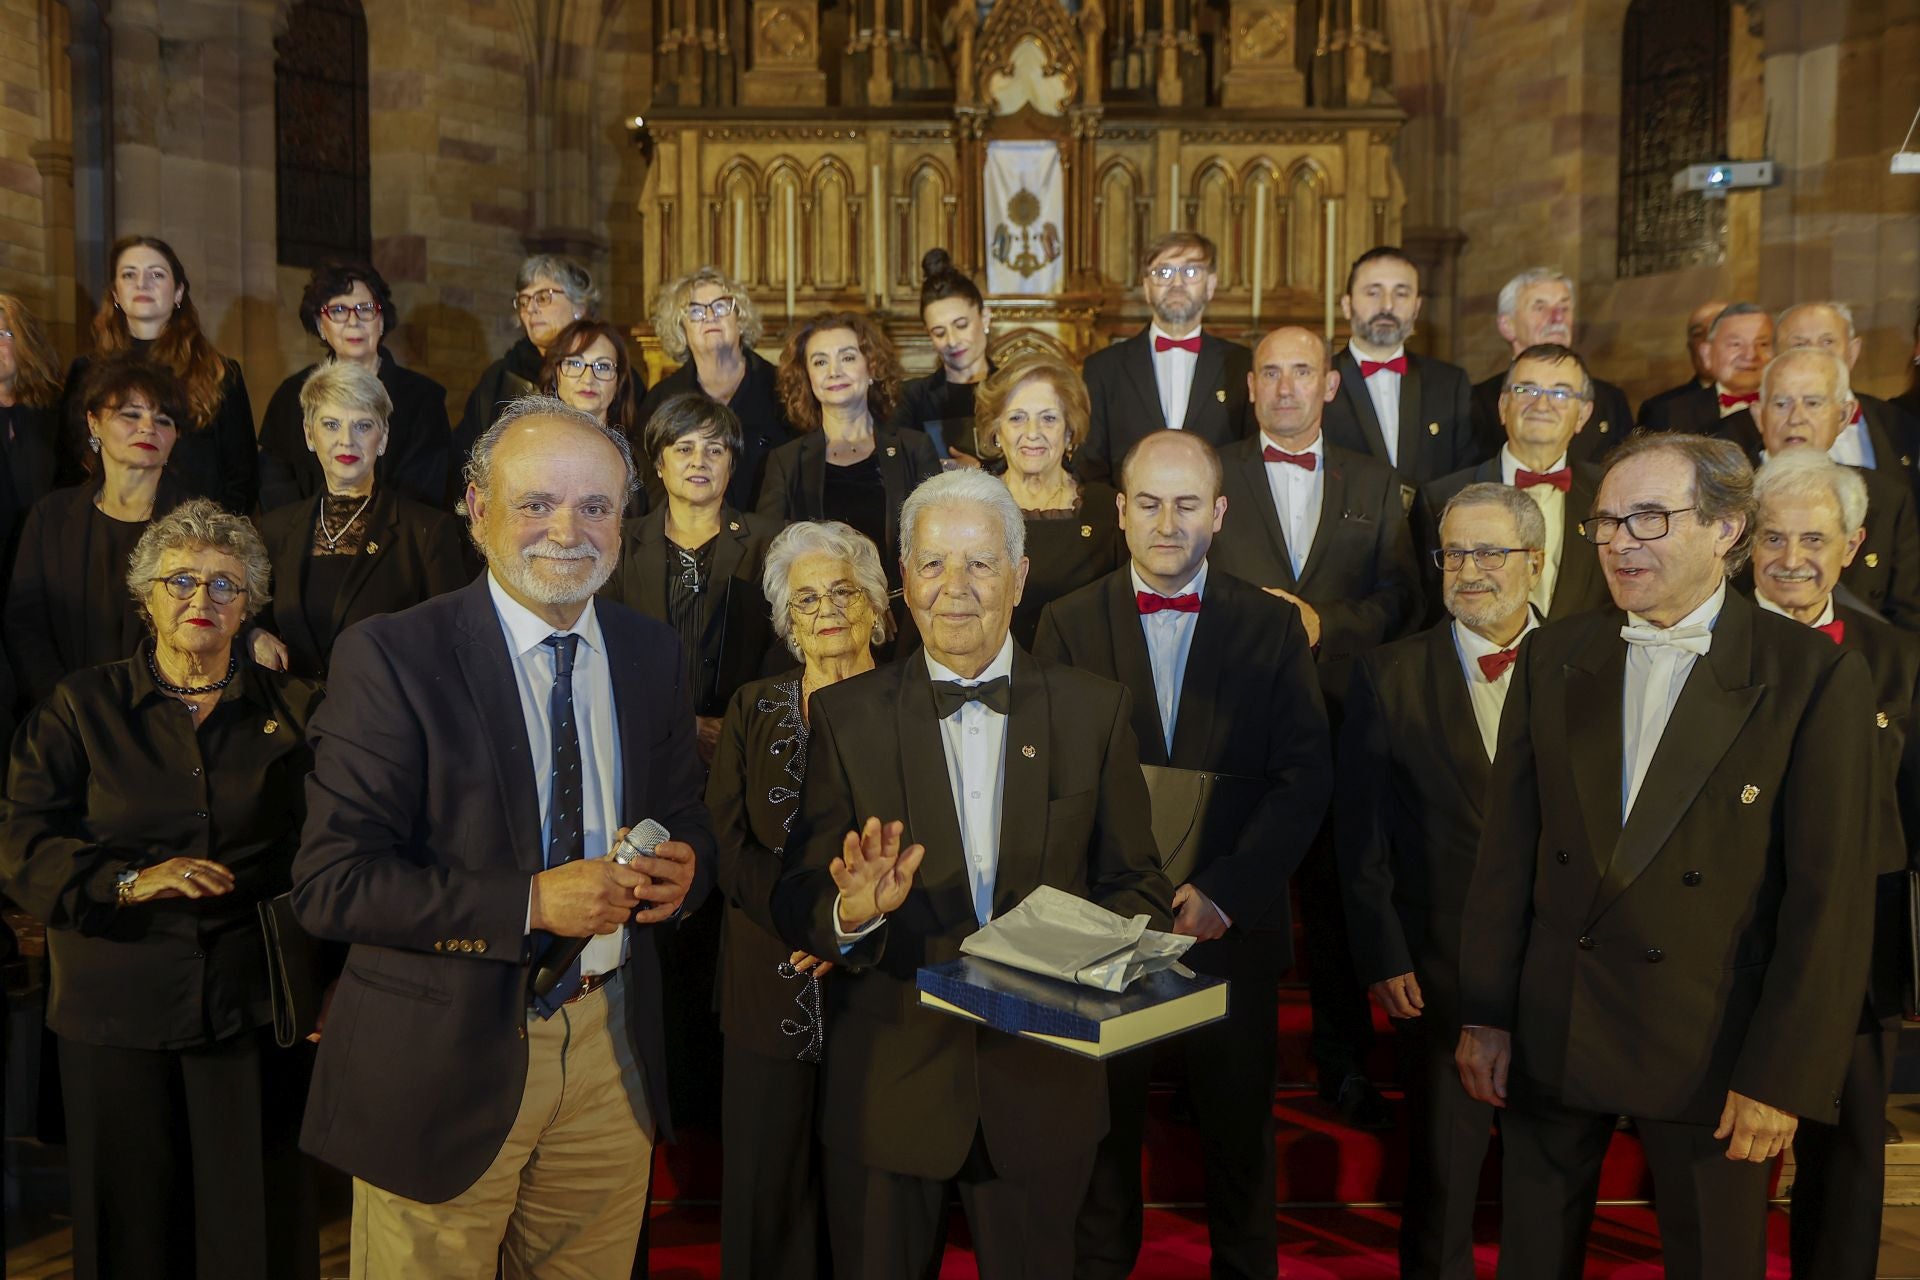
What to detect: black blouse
<box><xmin>1011</xmin><ymin>482</ymin><xmax>1127</xmax><ymax>650</ymax></box>
<box><xmin>0</xmin><ymin>649</ymin><xmax>324</xmax><ymax>1049</ymax></box>
<box><xmin>637</xmin><ymin>349</ymin><xmax>796</xmax><ymax>513</ymax></box>
<box><xmin>892</xmin><ymin>361</ymin><xmax>996</xmax><ymax>464</ymax></box>
<box><xmin>63</xmin><ymin>344</ymin><xmax>257</xmax><ymax>513</ymax></box>
<box><xmin>821</xmin><ymin>452</ymin><xmax>888</xmax><ymax>559</ymax></box>
<box><xmin>256</xmin><ymin>351</ymin><xmax>453</xmax><ymax>514</ymax></box>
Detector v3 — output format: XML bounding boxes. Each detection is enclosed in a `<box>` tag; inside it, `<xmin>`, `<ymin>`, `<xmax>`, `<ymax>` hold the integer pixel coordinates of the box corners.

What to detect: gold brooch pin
<box><xmin>1867</xmin><ymin>552</ymin><xmax>1880</xmax><ymax>568</ymax></box>
<box><xmin>1215</xmin><ymin>388</ymin><xmax>1226</xmax><ymax>402</ymax></box>
<box><xmin>1021</xmin><ymin>744</ymin><xmax>1036</xmax><ymax>758</ymax></box>
<box><xmin>1878</xmin><ymin>711</ymin><xmax>1891</xmax><ymax>729</ymax></box>
<box><xmin>1598</xmin><ymin>422</ymin><xmax>1610</xmax><ymax>434</ymax></box>
<box><xmin>1080</xmin><ymin>525</ymin><xmax>1091</xmax><ymax>538</ymax></box>
<box><xmin>728</xmin><ymin>521</ymin><xmax>740</xmax><ymax>531</ymax></box>
<box><xmin>1740</xmin><ymin>784</ymin><xmax>1759</xmax><ymax>804</ymax></box>
<box><xmin>365</xmin><ymin>541</ymin><xmax>379</xmax><ymax>555</ymax></box>
<box><xmin>1428</xmin><ymin>422</ymin><xmax>1440</xmax><ymax>436</ymax></box>
<box><xmin>263</xmin><ymin>719</ymin><xmax>279</xmax><ymax>735</ymax></box>
<box><xmin>886</xmin><ymin>446</ymin><xmax>897</xmax><ymax>457</ymax></box>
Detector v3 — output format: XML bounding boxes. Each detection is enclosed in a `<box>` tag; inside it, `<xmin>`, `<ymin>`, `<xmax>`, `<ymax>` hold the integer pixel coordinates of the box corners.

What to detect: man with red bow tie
<box><xmin>1417</xmin><ymin>344</ymin><xmax>1612</xmax><ymax>623</ymax></box>
<box><xmin>1076</xmin><ymin>231</ymin><xmax>1253</xmax><ymax>485</ymax></box>
<box><xmin>1748</xmin><ymin>447</ymin><xmax>1919</xmax><ymax>1279</ymax></box>
<box><xmin>1036</xmin><ymin>428</ymin><xmax>1331</xmax><ymax>1280</ymax></box>
<box><xmin>1643</xmin><ymin>301</ymin><xmax>1774</xmax><ymax>433</ymax></box>
<box><xmin>1337</xmin><ymin>482</ymin><xmax>1544</xmax><ymax>1278</ymax></box>
<box><xmin>1321</xmin><ymin>246</ymin><xmax>1479</xmax><ymax>501</ymax></box>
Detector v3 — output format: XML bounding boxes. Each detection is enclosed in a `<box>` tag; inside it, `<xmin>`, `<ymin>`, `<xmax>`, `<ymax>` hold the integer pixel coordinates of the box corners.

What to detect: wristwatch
<box><xmin>113</xmin><ymin>867</ymin><xmax>140</xmax><ymax>906</ymax></box>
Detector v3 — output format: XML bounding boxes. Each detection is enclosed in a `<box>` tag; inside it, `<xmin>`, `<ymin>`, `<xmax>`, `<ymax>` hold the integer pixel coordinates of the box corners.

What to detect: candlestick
<box><xmin>1169</xmin><ymin>162</ymin><xmax>1180</xmax><ymax>231</ymax></box>
<box><xmin>871</xmin><ymin>163</ymin><xmax>885</xmax><ymax>307</ymax></box>
<box><xmin>785</xmin><ymin>186</ymin><xmax>797</xmax><ymax>320</ymax></box>
<box><xmin>1323</xmin><ymin>198</ymin><xmax>1338</xmax><ymax>343</ymax></box>
<box><xmin>1250</xmin><ymin>187</ymin><xmax>1266</xmax><ymax>328</ymax></box>
<box><xmin>733</xmin><ymin>196</ymin><xmax>746</xmax><ymax>278</ymax></box>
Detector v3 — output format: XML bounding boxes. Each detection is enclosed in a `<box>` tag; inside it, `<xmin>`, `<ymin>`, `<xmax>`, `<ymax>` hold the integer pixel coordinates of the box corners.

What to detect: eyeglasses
<box><xmin>320</xmin><ymin>301</ymin><xmax>382</xmax><ymax>324</ymax></box>
<box><xmin>1507</xmin><ymin>382</ymin><xmax>1588</xmax><ymax>405</ymax></box>
<box><xmin>1147</xmin><ymin>264</ymin><xmax>1210</xmax><ymax>283</ymax></box>
<box><xmin>789</xmin><ymin>585</ymin><xmax>864</xmax><ymax>616</ymax></box>
<box><xmin>686</xmin><ymin>298</ymin><xmax>736</xmax><ymax>322</ymax></box>
<box><xmin>150</xmin><ymin>573</ymin><xmax>247</xmax><ymax>605</ymax></box>
<box><xmin>1431</xmin><ymin>547</ymin><xmax>1533</xmax><ymax>571</ymax></box>
<box><xmin>559</xmin><ymin>357</ymin><xmax>618</xmax><ymax>382</ymax></box>
<box><xmin>1581</xmin><ymin>507</ymin><xmax>1698</xmax><ymax>545</ymax></box>
<box><xmin>514</xmin><ymin>287</ymin><xmax>566</xmax><ymax>314</ymax></box>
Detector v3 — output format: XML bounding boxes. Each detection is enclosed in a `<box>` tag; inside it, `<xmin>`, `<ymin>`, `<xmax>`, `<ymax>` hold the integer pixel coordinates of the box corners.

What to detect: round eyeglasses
<box><xmin>150</xmin><ymin>573</ymin><xmax>247</xmax><ymax>605</ymax></box>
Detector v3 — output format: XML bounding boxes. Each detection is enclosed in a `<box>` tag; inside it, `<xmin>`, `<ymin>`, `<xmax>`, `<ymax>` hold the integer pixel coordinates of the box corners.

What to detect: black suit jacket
<box><xmin>1640</xmin><ymin>379</ymin><xmax>1721</xmax><ymax>433</ymax></box>
<box><xmin>1459</xmin><ymin>591</ymin><xmax>1882</xmax><ymax>1124</ymax></box>
<box><xmin>1031</xmin><ymin>567</ymin><xmax>1332</xmax><ymax>932</ymax></box>
<box><xmin>1469</xmin><ymin>371</ymin><xmax>1633</xmax><ymax>466</ymax></box>
<box><xmin>293</xmin><ymin>577</ymin><xmax>717</xmax><ymax>1203</ymax></box>
<box><xmin>770</xmin><ymin>650</ymin><xmax>1174</xmax><ymax>1181</ymax></box>
<box><xmin>1337</xmin><ymin>622</ymin><xmax>1492</xmax><ymax>994</ymax></box>
<box><xmin>599</xmin><ymin>505</ymin><xmax>782</xmax><ymax>717</ymax></box>
<box><xmin>257</xmin><ymin>353</ymin><xmax>453</xmax><ymax>514</ymax></box>
<box><xmin>1210</xmin><ymin>436</ymin><xmax>1422</xmax><ymax>704</ymax></box>
<box><xmin>255</xmin><ymin>489</ymin><xmax>470</xmax><ymax>678</ymax></box>
<box><xmin>1414</xmin><ymin>458</ymin><xmax>1611</xmax><ymax>624</ymax></box>
<box><xmin>1321</xmin><ymin>349</ymin><xmax>1478</xmax><ymax>493</ymax></box>
<box><xmin>1076</xmin><ymin>327</ymin><xmax>1253</xmax><ymax>485</ymax></box>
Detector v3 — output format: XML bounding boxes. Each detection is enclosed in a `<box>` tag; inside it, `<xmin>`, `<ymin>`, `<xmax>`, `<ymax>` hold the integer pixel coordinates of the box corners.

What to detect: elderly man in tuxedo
<box><xmin>1638</xmin><ymin>298</ymin><xmax>1730</xmax><ymax>426</ymax></box>
<box><xmin>1421</xmin><ymin>343</ymin><xmax>1611</xmax><ymax>623</ymax></box>
<box><xmin>1748</xmin><ymin>449</ymin><xmax>1918</xmax><ymax>1279</ymax></box>
<box><xmin>772</xmin><ymin>469</ymin><xmax>1174</xmax><ymax>1279</ymax></box>
<box><xmin>1340</xmin><ymin>482</ymin><xmax>1544</xmax><ymax>1279</ymax></box>
<box><xmin>293</xmin><ymin>396</ymin><xmax>713</xmax><ymax>1276</ymax></box>
<box><xmin>1468</xmin><ymin>269</ymin><xmax>1634</xmax><ymax>463</ymax></box>
<box><xmin>1076</xmin><ymin>230</ymin><xmax>1253</xmax><ymax>485</ymax></box>
<box><xmin>1642</xmin><ymin>302</ymin><xmax>1773</xmax><ymax>433</ymax></box>
<box><xmin>1035</xmin><ymin>429</ymin><xmax>1332</xmax><ymax>1280</ymax></box>
<box><xmin>1456</xmin><ymin>432</ymin><xmax>1880</xmax><ymax>1279</ymax></box>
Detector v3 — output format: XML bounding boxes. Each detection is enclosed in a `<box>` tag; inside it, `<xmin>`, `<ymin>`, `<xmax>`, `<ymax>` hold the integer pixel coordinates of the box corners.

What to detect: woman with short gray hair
<box><xmin>0</xmin><ymin>496</ymin><xmax>327</xmax><ymax>1278</ymax></box>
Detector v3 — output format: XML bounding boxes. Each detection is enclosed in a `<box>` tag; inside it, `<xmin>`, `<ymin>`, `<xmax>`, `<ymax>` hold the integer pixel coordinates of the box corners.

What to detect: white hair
<box><xmin>898</xmin><ymin>469</ymin><xmax>1026</xmax><ymax>569</ymax></box>
<box><xmin>1758</xmin><ymin>346</ymin><xmax>1853</xmax><ymax>409</ymax></box>
<box><xmin>762</xmin><ymin>521</ymin><xmax>891</xmax><ymax>657</ymax></box>
<box><xmin>1753</xmin><ymin>448</ymin><xmax>1869</xmax><ymax>538</ymax></box>
<box><xmin>1776</xmin><ymin>300</ymin><xmax>1857</xmax><ymax>345</ymax></box>
<box><xmin>1497</xmin><ymin>268</ymin><xmax>1575</xmax><ymax>322</ymax></box>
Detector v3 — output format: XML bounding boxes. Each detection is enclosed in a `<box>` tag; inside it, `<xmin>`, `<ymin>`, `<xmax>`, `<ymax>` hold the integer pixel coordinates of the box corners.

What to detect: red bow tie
<box><xmin>1851</xmin><ymin>402</ymin><xmax>1865</xmax><ymax>426</ymax></box>
<box><xmin>1718</xmin><ymin>390</ymin><xmax>1759</xmax><ymax>408</ymax></box>
<box><xmin>1359</xmin><ymin>355</ymin><xmax>1409</xmax><ymax>378</ymax></box>
<box><xmin>1477</xmin><ymin>648</ymin><xmax>1519</xmax><ymax>682</ymax></box>
<box><xmin>1516</xmin><ymin>468</ymin><xmax>1571</xmax><ymax>492</ymax></box>
<box><xmin>1263</xmin><ymin>445</ymin><xmax>1317</xmax><ymax>471</ymax></box>
<box><xmin>1154</xmin><ymin>334</ymin><xmax>1202</xmax><ymax>354</ymax></box>
<box><xmin>1816</xmin><ymin>618</ymin><xmax>1846</xmax><ymax>645</ymax></box>
<box><xmin>1137</xmin><ymin>591</ymin><xmax>1201</xmax><ymax>615</ymax></box>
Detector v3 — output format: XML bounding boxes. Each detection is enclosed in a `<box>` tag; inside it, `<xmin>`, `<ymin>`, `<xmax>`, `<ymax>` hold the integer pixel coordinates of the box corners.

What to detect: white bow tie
<box><xmin>1619</xmin><ymin>622</ymin><xmax>1713</xmax><ymax>657</ymax></box>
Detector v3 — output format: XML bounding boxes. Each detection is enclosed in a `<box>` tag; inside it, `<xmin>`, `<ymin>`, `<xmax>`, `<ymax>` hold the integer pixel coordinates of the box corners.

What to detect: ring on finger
<box><xmin>182</xmin><ymin>867</ymin><xmax>197</xmax><ymax>881</ymax></box>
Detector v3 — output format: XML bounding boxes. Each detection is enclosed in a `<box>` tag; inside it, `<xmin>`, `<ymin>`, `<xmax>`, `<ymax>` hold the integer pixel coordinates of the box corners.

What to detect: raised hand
<box><xmin>830</xmin><ymin>817</ymin><xmax>924</xmax><ymax>931</ymax></box>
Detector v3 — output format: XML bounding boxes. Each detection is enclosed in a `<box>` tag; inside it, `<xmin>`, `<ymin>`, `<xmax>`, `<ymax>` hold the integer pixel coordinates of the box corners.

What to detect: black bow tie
<box><xmin>931</xmin><ymin>675</ymin><xmax>1011</xmax><ymax>718</ymax></box>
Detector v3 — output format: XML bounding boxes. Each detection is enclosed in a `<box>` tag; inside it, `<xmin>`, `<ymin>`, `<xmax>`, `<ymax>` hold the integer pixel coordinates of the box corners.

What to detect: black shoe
<box><xmin>1331</xmin><ymin>1074</ymin><xmax>1394</xmax><ymax>1131</ymax></box>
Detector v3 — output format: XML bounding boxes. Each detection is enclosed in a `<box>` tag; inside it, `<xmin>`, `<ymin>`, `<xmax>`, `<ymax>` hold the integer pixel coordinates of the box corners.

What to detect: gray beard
<box><xmin>493</xmin><ymin>545</ymin><xmax>616</xmax><ymax>606</ymax></box>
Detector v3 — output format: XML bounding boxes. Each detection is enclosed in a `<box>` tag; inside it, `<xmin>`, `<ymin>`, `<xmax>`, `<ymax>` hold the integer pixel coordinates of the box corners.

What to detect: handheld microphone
<box><xmin>529</xmin><ymin>819</ymin><xmax>670</xmax><ymax>999</ymax></box>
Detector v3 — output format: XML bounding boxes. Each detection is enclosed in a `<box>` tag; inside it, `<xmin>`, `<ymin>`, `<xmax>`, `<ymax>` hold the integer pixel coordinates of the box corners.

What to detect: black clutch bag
<box><xmin>1140</xmin><ymin>765</ymin><xmax>1269</xmax><ymax>887</ymax></box>
<box><xmin>258</xmin><ymin>892</ymin><xmax>324</xmax><ymax>1049</ymax></box>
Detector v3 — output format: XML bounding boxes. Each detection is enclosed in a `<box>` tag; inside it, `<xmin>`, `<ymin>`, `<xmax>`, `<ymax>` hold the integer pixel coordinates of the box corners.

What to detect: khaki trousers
<box><xmin>350</xmin><ymin>974</ymin><xmax>655</xmax><ymax>1279</ymax></box>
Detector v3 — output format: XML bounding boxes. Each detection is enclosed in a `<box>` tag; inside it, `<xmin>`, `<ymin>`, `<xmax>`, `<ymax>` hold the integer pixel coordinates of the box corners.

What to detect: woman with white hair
<box><xmin>704</xmin><ymin>519</ymin><xmax>890</xmax><ymax>1280</ymax></box>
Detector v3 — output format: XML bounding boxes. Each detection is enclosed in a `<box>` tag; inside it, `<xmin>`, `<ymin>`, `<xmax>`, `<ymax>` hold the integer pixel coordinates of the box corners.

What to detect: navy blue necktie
<box><xmin>532</xmin><ymin>633</ymin><xmax>585</xmax><ymax>1017</ymax></box>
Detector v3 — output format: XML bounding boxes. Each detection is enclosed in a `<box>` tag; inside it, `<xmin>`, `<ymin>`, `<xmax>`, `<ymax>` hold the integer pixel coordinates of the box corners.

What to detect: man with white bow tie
<box><xmin>1455</xmin><ymin>433</ymin><xmax>1882</xmax><ymax>1280</ymax></box>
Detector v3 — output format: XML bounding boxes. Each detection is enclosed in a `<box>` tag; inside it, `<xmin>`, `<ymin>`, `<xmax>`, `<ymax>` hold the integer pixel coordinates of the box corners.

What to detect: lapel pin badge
<box><xmin>1427</xmin><ymin>422</ymin><xmax>1440</xmax><ymax>436</ymax></box>
<box><xmin>1599</xmin><ymin>421</ymin><xmax>1611</xmax><ymax>434</ymax></box>
<box><xmin>1080</xmin><ymin>524</ymin><xmax>1092</xmax><ymax>538</ymax></box>
<box><xmin>1021</xmin><ymin>744</ymin><xmax>1036</xmax><ymax>759</ymax></box>
<box><xmin>263</xmin><ymin>719</ymin><xmax>280</xmax><ymax>735</ymax></box>
<box><xmin>1878</xmin><ymin>711</ymin><xmax>1892</xmax><ymax>729</ymax></box>
<box><xmin>886</xmin><ymin>445</ymin><xmax>897</xmax><ymax>457</ymax></box>
<box><xmin>1739</xmin><ymin>784</ymin><xmax>1758</xmax><ymax>804</ymax></box>
<box><xmin>1215</xmin><ymin>388</ymin><xmax>1226</xmax><ymax>402</ymax></box>
<box><xmin>729</xmin><ymin>520</ymin><xmax>740</xmax><ymax>531</ymax></box>
<box><xmin>1867</xmin><ymin>552</ymin><xmax>1880</xmax><ymax>568</ymax></box>
<box><xmin>365</xmin><ymin>540</ymin><xmax>379</xmax><ymax>555</ymax></box>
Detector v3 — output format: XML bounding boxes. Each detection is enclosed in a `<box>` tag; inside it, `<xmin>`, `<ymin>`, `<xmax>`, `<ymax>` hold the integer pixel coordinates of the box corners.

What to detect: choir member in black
<box><xmin>1636</xmin><ymin>298</ymin><xmax>1727</xmax><ymax>426</ymax></box>
<box><xmin>1467</xmin><ymin>269</ymin><xmax>1633</xmax><ymax>463</ymax></box>
<box><xmin>1038</xmin><ymin>430</ymin><xmax>1331</xmax><ymax>1280</ymax></box>
<box><xmin>760</xmin><ymin>311</ymin><xmax>942</xmax><ymax>630</ymax></box>
<box><xmin>1747</xmin><ymin>450</ymin><xmax>1920</xmax><ymax>1279</ymax></box>
<box><xmin>540</xmin><ymin>318</ymin><xmax>644</xmax><ymax>465</ymax></box>
<box><xmin>63</xmin><ymin>236</ymin><xmax>256</xmax><ymax>512</ymax></box>
<box><xmin>1771</xmin><ymin>301</ymin><xmax>1920</xmax><ymax>498</ymax></box>
<box><xmin>1641</xmin><ymin>302</ymin><xmax>1772</xmax><ymax>433</ymax></box>
<box><xmin>895</xmin><ymin>247</ymin><xmax>996</xmax><ymax>467</ymax></box>
<box><xmin>639</xmin><ymin>267</ymin><xmax>795</xmax><ymax>512</ymax></box>
<box><xmin>1338</xmin><ymin>483</ymin><xmax>1546</xmax><ymax>1279</ymax></box>
<box><xmin>450</xmin><ymin>253</ymin><xmax>597</xmax><ymax>503</ymax></box>
<box><xmin>974</xmin><ymin>354</ymin><xmax>1125</xmax><ymax>648</ymax></box>
<box><xmin>252</xmin><ymin>362</ymin><xmax>468</xmax><ymax>679</ymax></box>
<box><xmin>0</xmin><ymin>293</ymin><xmax>64</xmax><ymax>598</ymax></box>
<box><xmin>0</xmin><ymin>499</ymin><xmax>324</xmax><ymax>1280</ymax></box>
<box><xmin>706</xmin><ymin>519</ymin><xmax>891</xmax><ymax>1280</ymax></box>
<box><xmin>8</xmin><ymin>358</ymin><xmax>190</xmax><ymax>707</ymax></box>
<box><xmin>256</xmin><ymin>260</ymin><xmax>451</xmax><ymax>512</ymax></box>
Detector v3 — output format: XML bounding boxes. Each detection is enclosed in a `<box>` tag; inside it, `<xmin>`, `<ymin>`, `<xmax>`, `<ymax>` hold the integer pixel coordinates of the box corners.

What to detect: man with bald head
<box><xmin>295</xmin><ymin>395</ymin><xmax>713</xmax><ymax>1275</ymax></box>
<box><xmin>1643</xmin><ymin>301</ymin><xmax>1773</xmax><ymax>433</ymax></box>
<box><xmin>1037</xmin><ymin>429</ymin><xmax>1331</xmax><ymax>1279</ymax></box>
<box><xmin>1214</xmin><ymin>324</ymin><xmax>1421</xmax><ymax>1128</ymax></box>
<box><xmin>1468</xmin><ymin>269</ymin><xmax>1636</xmax><ymax>463</ymax></box>
<box><xmin>1638</xmin><ymin>297</ymin><xmax>1731</xmax><ymax>426</ymax></box>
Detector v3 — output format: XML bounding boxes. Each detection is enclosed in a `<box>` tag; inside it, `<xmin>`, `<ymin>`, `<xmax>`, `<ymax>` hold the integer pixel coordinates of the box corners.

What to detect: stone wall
<box><xmin>1</xmin><ymin>0</ymin><xmax>57</xmax><ymax>333</ymax></box>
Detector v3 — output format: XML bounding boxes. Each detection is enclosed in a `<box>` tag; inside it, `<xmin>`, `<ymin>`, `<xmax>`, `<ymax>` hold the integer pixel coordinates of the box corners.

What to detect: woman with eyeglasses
<box><xmin>704</xmin><ymin>519</ymin><xmax>890</xmax><ymax>1280</ymax></box>
<box><xmin>256</xmin><ymin>260</ymin><xmax>452</xmax><ymax>513</ymax></box>
<box><xmin>894</xmin><ymin>248</ymin><xmax>996</xmax><ymax>469</ymax></box>
<box><xmin>7</xmin><ymin>358</ymin><xmax>191</xmax><ymax>708</ymax></box>
<box><xmin>540</xmin><ymin>319</ymin><xmax>643</xmax><ymax>451</ymax></box>
<box><xmin>253</xmin><ymin>363</ymin><xmax>469</xmax><ymax>679</ymax></box>
<box><xmin>62</xmin><ymin>236</ymin><xmax>256</xmax><ymax>512</ymax></box>
<box><xmin>0</xmin><ymin>499</ymin><xmax>326</xmax><ymax>1280</ymax></box>
<box><xmin>639</xmin><ymin>267</ymin><xmax>795</xmax><ymax>512</ymax></box>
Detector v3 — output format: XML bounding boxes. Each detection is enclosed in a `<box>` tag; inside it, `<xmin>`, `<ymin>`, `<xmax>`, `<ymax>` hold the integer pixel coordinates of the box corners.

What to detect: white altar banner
<box><xmin>984</xmin><ymin>140</ymin><xmax>1066</xmax><ymax>295</ymax></box>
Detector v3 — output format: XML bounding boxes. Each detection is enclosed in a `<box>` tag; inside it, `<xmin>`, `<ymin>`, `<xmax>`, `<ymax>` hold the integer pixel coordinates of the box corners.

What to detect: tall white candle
<box><xmin>1323</xmin><ymin>198</ymin><xmax>1338</xmax><ymax>342</ymax></box>
<box><xmin>1250</xmin><ymin>187</ymin><xmax>1266</xmax><ymax>327</ymax></box>
<box><xmin>785</xmin><ymin>186</ymin><xmax>797</xmax><ymax>320</ymax></box>
<box><xmin>871</xmin><ymin>163</ymin><xmax>885</xmax><ymax>306</ymax></box>
<box><xmin>1169</xmin><ymin>162</ymin><xmax>1180</xmax><ymax>231</ymax></box>
<box><xmin>733</xmin><ymin>196</ymin><xmax>747</xmax><ymax>277</ymax></box>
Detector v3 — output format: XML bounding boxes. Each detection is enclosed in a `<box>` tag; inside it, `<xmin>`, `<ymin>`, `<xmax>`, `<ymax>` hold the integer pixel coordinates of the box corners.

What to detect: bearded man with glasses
<box><xmin>1456</xmin><ymin>431</ymin><xmax>1888</xmax><ymax>1280</ymax></box>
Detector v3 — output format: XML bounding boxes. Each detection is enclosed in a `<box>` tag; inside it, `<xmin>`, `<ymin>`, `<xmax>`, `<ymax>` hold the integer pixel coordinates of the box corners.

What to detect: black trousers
<box><xmin>1075</xmin><ymin>931</ymin><xmax>1283</xmax><ymax>1280</ymax></box>
<box><xmin>61</xmin><ymin>1028</ymin><xmax>316</xmax><ymax>1280</ymax></box>
<box><xmin>720</xmin><ymin>1040</ymin><xmax>828</xmax><ymax>1280</ymax></box>
<box><xmin>1295</xmin><ymin>831</ymin><xmax>1376</xmax><ymax>1091</ymax></box>
<box><xmin>1389</xmin><ymin>964</ymin><xmax>1493</xmax><ymax>1280</ymax></box>
<box><xmin>1497</xmin><ymin>1094</ymin><xmax>1771</xmax><ymax>1280</ymax></box>
<box><xmin>825</xmin><ymin>1128</ymin><xmax>1094</xmax><ymax>1280</ymax></box>
<box><xmin>1788</xmin><ymin>1016</ymin><xmax>1898</xmax><ymax>1279</ymax></box>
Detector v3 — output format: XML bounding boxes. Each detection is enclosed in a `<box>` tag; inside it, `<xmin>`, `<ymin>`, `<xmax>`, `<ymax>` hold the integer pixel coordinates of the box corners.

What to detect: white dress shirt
<box><xmin>1132</xmin><ymin>561</ymin><xmax>1208</xmax><ymax>754</ymax></box>
<box><xmin>1501</xmin><ymin>445</ymin><xmax>1569</xmax><ymax>615</ymax></box>
<box><xmin>1148</xmin><ymin>324</ymin><xmax>1201</xmax><ymax>432</ymax></box>
<box><xmin>490</xmin><ymin>573</ymin><xmax>626</xmax><ymax>979</ymax></box>
<box><xmin>1356</xmin><ymin>343</ymin><xmax>1406</xmax><ymax>467</ymax></box>
<box><xmin>1262</xmin><ymin>433</ymin><xmax>1324</xmax><ymax>577</ymax></box>
<box><xmin>1755</xmin><ymin>591</ymin><xmax>1836</xmax><ymax>629</ymax></box>
<box><xmin>1621</xmin><ymin>581</ymin><xmax>1727</xmax><ymax>821</ymax></box>
<box><xmin>1830</xmin><ymin>407</ymin><xmax>1876</xmax><ymax>470</ymax></box>
<box><xmin>1451</xmin><ymin>612</ymin><xmax>1539</xmax><ymax>761</ymax></box>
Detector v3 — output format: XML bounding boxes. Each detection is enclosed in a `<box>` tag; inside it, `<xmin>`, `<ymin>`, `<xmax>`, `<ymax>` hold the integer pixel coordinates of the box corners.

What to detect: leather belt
<box><xmin>533</xmin><ymin>971</ymin><xmax>613</xmax><ymax>1012</ymax></box>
